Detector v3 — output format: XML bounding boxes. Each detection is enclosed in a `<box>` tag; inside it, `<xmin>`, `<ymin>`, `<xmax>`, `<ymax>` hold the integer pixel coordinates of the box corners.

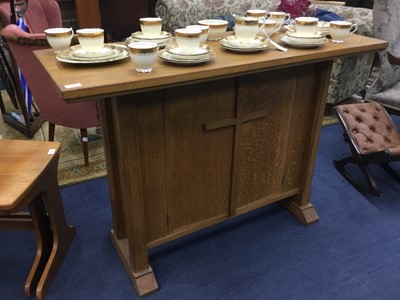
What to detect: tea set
<box><xmin>44</xmin><ymin>10</ymin><xmax>358</xmax><ymax>72</ymax></box>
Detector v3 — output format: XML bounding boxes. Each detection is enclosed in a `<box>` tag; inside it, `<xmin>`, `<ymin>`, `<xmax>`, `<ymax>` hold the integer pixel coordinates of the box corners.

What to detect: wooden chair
<box><xmin>0</xmin><ymin>140</ymin><xmax>76</xmax><ymax>299</ymax></box>
<box><xmin>0</xmin><ymin>0</ymin><xmax>101</xmax><ymax>166</ymax></box>
<box><xmin>333</xmin><ymin>102</ymin><xmax>400</xmax><ymax>195</ymax></box>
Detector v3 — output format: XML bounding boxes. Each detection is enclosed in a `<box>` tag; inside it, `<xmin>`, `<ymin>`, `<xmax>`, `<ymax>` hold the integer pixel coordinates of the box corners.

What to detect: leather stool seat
<box><xmin>334</xmin><ymin>102</ymin><xmax>400</xmax><ymax>195</ymax></box>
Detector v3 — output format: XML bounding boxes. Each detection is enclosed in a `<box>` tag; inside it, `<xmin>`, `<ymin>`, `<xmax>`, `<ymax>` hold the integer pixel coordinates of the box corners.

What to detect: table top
<box><xmin>34</xmin><ymin>33</ymin><xmax>387</xmax><ymax>102</ymax></box>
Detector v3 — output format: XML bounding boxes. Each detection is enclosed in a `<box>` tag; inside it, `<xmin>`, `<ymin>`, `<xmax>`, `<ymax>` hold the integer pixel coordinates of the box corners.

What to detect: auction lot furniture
<box><xmin>156</xmin><ymin>0</ymin><xmax>374</xmax><ymax>106</ymax></box>
<box><xmin>34</xmin><ymin>33</ymin><xmax>387</xmax><ymax>297</ymax></box>
<box><xmin>333</xmin><ymin>102</ymin><xmax>400</xmax><ymax>195</ymax></box>
<box><xmin>0</xmin><ymin>140</ymin><xmax>76</xmax><ymax>299</ymax></box>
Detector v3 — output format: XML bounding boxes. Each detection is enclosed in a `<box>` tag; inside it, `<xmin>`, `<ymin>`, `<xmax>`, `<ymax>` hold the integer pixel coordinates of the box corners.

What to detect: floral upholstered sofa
<box><xmin>155</xmin><ymin>0</ymin><xmax>374</xmax><ymax>106</ymax></box>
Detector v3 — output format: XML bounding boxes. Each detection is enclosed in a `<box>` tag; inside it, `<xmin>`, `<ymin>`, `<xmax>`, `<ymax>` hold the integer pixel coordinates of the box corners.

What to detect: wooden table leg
<box><xmin>99</xmin><ymin>96</ymin><xmax>159</xmax><ymax>296</ymax></box>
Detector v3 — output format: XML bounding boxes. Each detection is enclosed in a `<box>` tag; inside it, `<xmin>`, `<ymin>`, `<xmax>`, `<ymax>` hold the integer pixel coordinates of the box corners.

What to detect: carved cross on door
<box><xmin>203</xmin><ymin>105</ymin><xmax>267</xmax><ymax>215</ymax></box>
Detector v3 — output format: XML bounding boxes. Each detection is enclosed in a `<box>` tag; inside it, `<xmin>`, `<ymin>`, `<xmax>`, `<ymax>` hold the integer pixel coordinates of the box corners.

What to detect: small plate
<box><xmin>284</xmin><ymin>31</ymin><xmax>326</xmax><ymax>44</ymax></box>
<box><xmin>71</xmin><ymin>47</ymin><xmax>113</xmax><ymax>59</ymax></box>
<box><xmin>157</xmin><ymin>49</ymin><xmax>214</xmax><ymax>65</ymax></box>
<box><xmin>164</xmin><ymin>43</ymin><xmax>212</xmax><ymax>58</ymax></box>
<box><xmin>131</xmin><ymin>31</ymin><xmax>172</xmax><ymax>41</ymax></box>
<box><xmin>125</xmin><ymin>36</ymin><xmax>172</xmax><ymax>48</ymax></box>
<box><xmin>285</xmin><ymin>31</ymin><xmax>326</xmax><ymax>39</ymax></box>
<box><xmin>219</xmin><ymin>36</ymin><xmax>270</xmax><ymax>52</ymax></box>
<box><xmin>280</xmin><ymin>35</ymin><xmax>328</xmax><ymax>48</ymax></box>
<box><xmin>57</xmin><ymin>44</ymin><xmax>129</xmax><ymax>64</ymax></box>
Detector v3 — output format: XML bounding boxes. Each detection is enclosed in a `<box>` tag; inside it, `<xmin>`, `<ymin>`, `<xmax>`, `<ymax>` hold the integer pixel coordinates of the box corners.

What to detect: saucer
<box><xmin>284</xmin><ymin>31</ymin><xmax>326</xmax><ymax>43</ymax></box>
<box><xmin>280</xmin><ymin>35</ymin><xmax>328</xmax><ymax>48</ymax></box>
<box><xmin>126</xmin><ymin>36</ymin><xmax>172</xmax><ymax>48</ymax></box>
<box><xmin>219</xmin><ymin>36</ymin><xmax>269</xmax><ymax>52</ymax></box>
<box><xmin>57</xmin><ymin>44</ymin><xmax>129</xmax><ymax>64</ymax></box>
<box><xmin>131</xmin><ymin>31</ymin><xmax>172</xmax><ymax>41</ymax></box>
<box><xmin>164</xmin><ymin>43</ymin><xmax>212</xmax><ymax>59</ymax></box>
<box><xmin>157</xmin><ymin>49</ymin><xmax>214</xmax><ymax>65</ymax></box>
<box><xmin>71</xmin><ymin>46</ymin><xmax>112</xmax><ymax>59</ymax></box>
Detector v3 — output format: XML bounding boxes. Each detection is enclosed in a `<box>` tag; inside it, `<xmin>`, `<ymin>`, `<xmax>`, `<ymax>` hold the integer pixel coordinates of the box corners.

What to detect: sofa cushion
<box><xmin>278</xmin><ymin>0</ymin><xmax>311</xmax><ymax>19</ymax></box>
<box><xmin>155</xmin><ymin>0</ymin><xmax>281</xmax><ymax>32</ymax></box>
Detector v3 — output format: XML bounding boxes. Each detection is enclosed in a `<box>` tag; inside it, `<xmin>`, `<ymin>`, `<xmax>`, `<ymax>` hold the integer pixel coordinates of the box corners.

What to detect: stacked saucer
<box><xmin>219</xmin><ymin>36</ymin><xmax>270</xmax><ymax>53</ymax></box>
<box><xmin>158</xmin><ymin>43</ymin><xmax>214</xmax><ymax>65</ymax></box>
<box><xmin>126</xmin><ymin>31</ymin><xmax>172</xmax><ymax>48</ymax></box>
<box><xmin>281</xmin><ymin>31</ymin><xmax>328</xmax><ymax>48</ymax></box>
<box><xmin>56</xmin><ymin>44</ymin><xmax>129</xmax><ymax>64</ymax></box>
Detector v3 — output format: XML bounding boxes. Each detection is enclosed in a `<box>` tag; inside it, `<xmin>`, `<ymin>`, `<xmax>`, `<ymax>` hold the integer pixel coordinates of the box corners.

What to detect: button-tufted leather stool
<box><xmin>333</xmin><ymin>101</ymin><xmax>400</xmax><ymax>195</ymax></box>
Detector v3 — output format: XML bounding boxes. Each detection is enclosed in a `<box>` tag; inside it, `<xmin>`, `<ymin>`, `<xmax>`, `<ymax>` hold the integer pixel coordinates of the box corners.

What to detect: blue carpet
<box><xmin>2</xmin><ymin>117</ymin><xmax>400</xmax><ymax>300</ymax></box>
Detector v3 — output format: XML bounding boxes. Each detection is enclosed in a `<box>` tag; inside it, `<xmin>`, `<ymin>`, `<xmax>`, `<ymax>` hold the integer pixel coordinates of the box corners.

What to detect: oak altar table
<box><xmin>34</xmin><ymin>34</ymin><xmax>387</xmax><ymax>297</ymax></box>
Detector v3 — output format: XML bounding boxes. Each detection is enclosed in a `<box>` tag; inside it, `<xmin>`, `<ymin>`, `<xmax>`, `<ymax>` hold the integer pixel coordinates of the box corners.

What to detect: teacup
<box><xmin>139</xmin><ymin>17</ymin><xmax>163</xmax><ymax>38</ymax></box>
<box><xmin>198</xmin><ymin>19</ymin><xmax>228</xmax><ymax>41</ymax></box>
<box><xmin>234</xmin><ymin>16</ymin><xmax>261</xmax><ymax>43</ymax></box>
<box><xmin>329</xmin><ymin>21</ymin><xmax>358</xmax><ymax>43</ymax></box>
<box><xmin>76</xmin><ymin>28</ymin><xmax>104</xmax><ymax>52</ymax></box>
<box><xmin>295</xmin><ymin>17</ymin><xmax>319</xmax><ymax>37</ymax></box>
<box><xmin>175</xmin><ymin>28</ymin><xmax>202</xmax><ymax>52</ymax></box>
<box><xmin>266</xmin><ymin>11</ymin><xmax>290</xmax><ymax>24</ymax></box>
<box><xmin>128</xmin><ymin>42</ymin><xmax>159</xmax><ymax>73</ymax></box>
<box><xmin>258</xmin><ymin>19</ymin><xmax>281</xmax><ymax>37</ymax></box>
<box><xmin>186</xmin><ymin>25</ymin><xmax>209</xmax><ymax>43</ymax></box>
<box><xmin>247</xmin><ymin>9</ymin><xmax>267</xmax><ymax>19</ymax></box>
<box><xmin>44</xmin><ymin>28</ymin><xmax>73</xmax><ymax>52</ymax></box>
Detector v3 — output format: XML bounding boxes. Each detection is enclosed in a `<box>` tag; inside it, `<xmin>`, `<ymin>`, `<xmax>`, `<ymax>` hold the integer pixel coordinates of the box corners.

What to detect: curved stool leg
<box><xmin>24</xmin><ymin>195</ymin><xmax>53</xmax><ymax>297</ymax></box>
<box><xmin>334</xmin><ymin>156</ymin><xmax>382</xmax><ymax>196</ymax></box>
<box><xmin>35</xmin><ymin>161</ymin><xmax>76</xmax><ymax>300</ymax></box>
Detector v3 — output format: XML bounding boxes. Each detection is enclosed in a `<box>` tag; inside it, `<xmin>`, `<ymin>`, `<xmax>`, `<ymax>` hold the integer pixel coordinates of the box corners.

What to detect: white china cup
<box><xmin>139</xmin><ymin>17</ymin><xmax>163</xmax><ymax>38</ymax></box>
<box><xmin>329</xmin><ymin>21</ymin><xmax>358</xmax><ymax>43</ymax></box>
<box><xmin>294</xmin><ymin>17</ymin><xmax>319</xmax><ymax>37</ymax></box>
<box><xmin>76</xmin><ymin>28</ymin><xmax>104</xmax><ymax>52</ymax></box>
<box><xmin>247</xmin><ymin>9</ymin><xmax>267</xmax><ymax>19</ymax></box>
<box><xmin>234</xmin><ymin>16</ymin><xmax>262</xmax><ymax>43</ymax></box>
<box><xmin>128</xmin><ymin>42</ymin><xmax>159</xmax><ymax>73</ymax></box>
<box><xmin>175</xmin><ymin>28</ymin><xmax>202</xmax><ymax>52</ymax></box>
<box><xmin>186</xmin><ymin>25</ymin><xmax>209</xmax><ymax>43</ymax></box>
<box><xmin>198</xmin><ymin>19</ymin><xmax>228</xmax><ymax>41</ymax></box>
<box><xmin>44</xmin><ymin>27</ymin><xmax>73</xmax><ymax>52</ymax></box>
<box><xmin>266</xmin><ymin>11</ymin><xmax>290</xmax><ymax>24</ymax></box>
<box><xmin>258</xmin><ymin>19</ymin><xmax>281</xmax><ymax>37</ymax></box>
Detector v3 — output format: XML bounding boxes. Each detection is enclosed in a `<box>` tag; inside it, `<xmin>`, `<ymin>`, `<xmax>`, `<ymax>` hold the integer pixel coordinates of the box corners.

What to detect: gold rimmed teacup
<box><xmin>186</xmin><ymin>25</ymin><xmax>209</xmax><ymax>43</ymax></box>
<box><xmin>128</xmin><ymin>42</ymin><xmax>159</xmax><ymax>73</ymax></box>
<box><xmin>329</xmin><ymin>21</ymin><xmax>358</xmax><ymax>43</ymax></box>
<box><xmin>294</xmin><ymin>17</ymin><xmax>319</xmax><ymax>37</ymax></box>
<box><xmin>175</xmin><ymin>28</ymin><xmax>202</xmax><ymax>52</ymax></box>
<box><xmin>44</xmin><ymin>27</ymin><xmax>73</xmax><ymax>52</ymax></box>
<box><xmin>139</xmin><ymin>17</ymin><xmax>163</xmax><ymax>38</ymax></box>
<box><xmin>76</xmin><ymin>28</ymin><xmax>104</xmax><ymax>52</ymax></box>
<box><xmin>198</xmin><ymin>19</ymin><xmax>228</xmax><ymax>41</ymax></box>
<box><xmin>234</xmin><ymin>16</ymin><xmax>261</xmax><ymax>43</ymax></box>
<box><xmin>247</xmin><ymin>9</ymin><xmax>267</xmax><ymax>19</ymax></box>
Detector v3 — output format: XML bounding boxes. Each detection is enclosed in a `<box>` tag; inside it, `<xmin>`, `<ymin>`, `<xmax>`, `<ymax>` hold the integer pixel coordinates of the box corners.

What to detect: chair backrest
<box><xmin>0</xmin><ymin>0</ymin><xmax>100</xmax><ymax>129</ymax></box>
<box><xmin>1</xmin><ymin>25</ymin><xmax>100</xmax><ymax>128</ymax></box>
<box><xmin>365</xmin><ymin>1</ymin><xmax>400</xmax><ymax>104</ymax></box>
<box><xmin>0</xmin><ymin>0</ymin><xmax>62</xmax><ymax>31</ymax></box>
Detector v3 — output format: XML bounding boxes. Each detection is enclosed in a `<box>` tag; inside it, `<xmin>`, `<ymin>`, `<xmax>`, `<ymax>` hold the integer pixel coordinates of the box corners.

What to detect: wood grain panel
<box><xmin>164</xmin><ymin>79</ymin><xmax>236</xmax><ymax>233</ymax></box>
<box><xmin>236</xmin><ymin>69</ymin><xmax>297</xmax><ymax>210</ymax></box>
<box><xmin>284</xmin><ymin>63</ymin><xmax>328</xmax><ymax>191</ymax></box>
<box><xmin>135</xmin><ymin>92</ymin><xmax>169</xmax><ymax>243</ymax></box>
